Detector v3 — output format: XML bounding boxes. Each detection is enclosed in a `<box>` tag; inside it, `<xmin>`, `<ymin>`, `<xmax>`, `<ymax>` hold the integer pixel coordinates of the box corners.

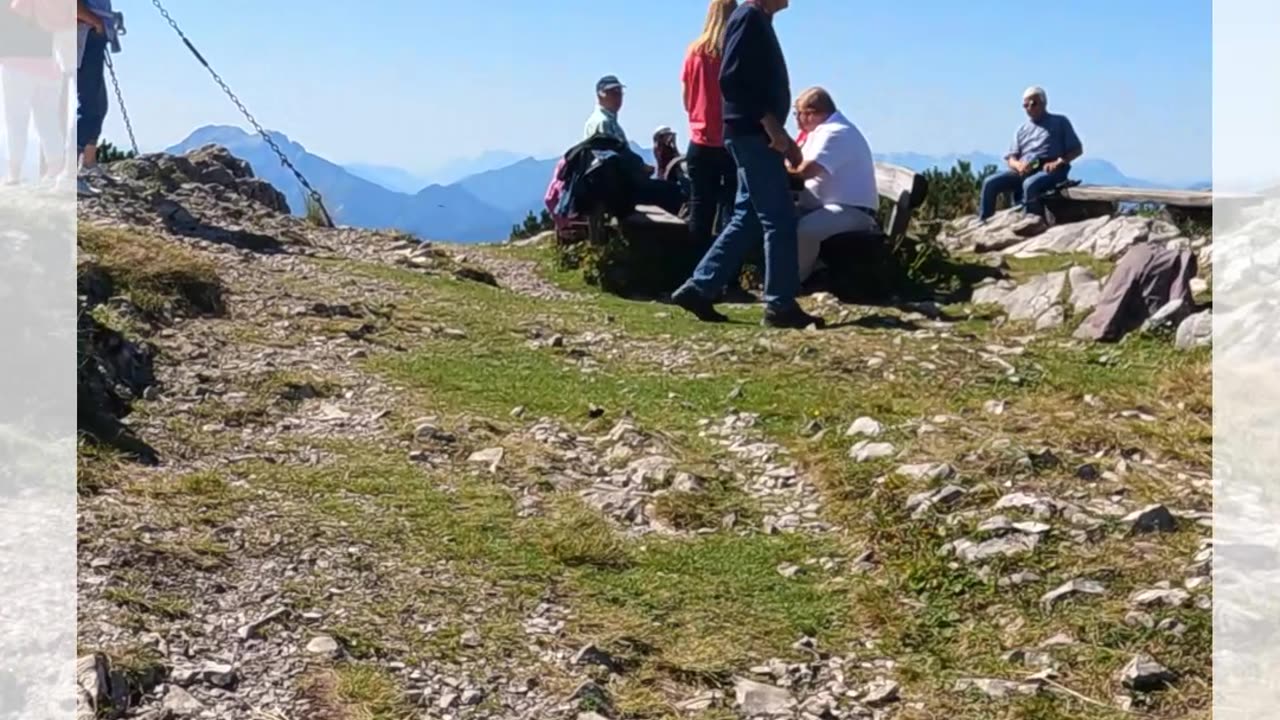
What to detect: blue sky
<box><xmin>94</xmin><ymin>0</ymin><xmax>1209</xmax><ymax>184</ymax></box>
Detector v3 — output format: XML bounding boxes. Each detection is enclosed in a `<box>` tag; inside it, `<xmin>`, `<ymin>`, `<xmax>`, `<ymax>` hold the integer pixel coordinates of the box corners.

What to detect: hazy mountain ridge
<box><xmin>428</xmin><ymin>147</ymin><xmax>1200</xmax><ymax>222</ymax></box>
<box><xmin>166</xmin><ymin>126</ymin><xmax>514</xmax><ymax>243</ymax></box>
<box><xmin>168</xmin><ymin>125</ymin><xmax>1208</xmax><ymax>243</ymax></box>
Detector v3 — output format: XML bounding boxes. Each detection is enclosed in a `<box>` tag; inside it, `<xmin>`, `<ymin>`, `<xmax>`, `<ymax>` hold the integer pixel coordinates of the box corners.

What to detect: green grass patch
<box><xmin>79</xmin><ymin>225</ymin><xmax>226</xmax><ymax>318</ymax></box>
<box><xmin>331</xmin><ymin>666</ymin><xmax>414</xmax><ymax>720</ymax></box>
<box><xmin>1003</xmin><ymin>252</ymin><xmax>1114</xmax><ymax>282</ymax></box>
<box><xmin>571</xmin><ymin>532</ymin><xmax>854</xmax><ymax>676</ymax></box>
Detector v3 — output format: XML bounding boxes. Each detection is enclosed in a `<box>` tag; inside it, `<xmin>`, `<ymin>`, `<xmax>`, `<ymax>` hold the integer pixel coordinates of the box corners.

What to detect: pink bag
<box><xmin>543</xmin><ymin>156</ymin><xmax>572</xmax><ymax>233</ymax></box>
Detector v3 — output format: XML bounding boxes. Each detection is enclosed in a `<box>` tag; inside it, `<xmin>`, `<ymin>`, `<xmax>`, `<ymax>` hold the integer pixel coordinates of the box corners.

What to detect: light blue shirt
<box><xmin>583</xmin><ymin>106</ymin><xmax>627</xmax><ymax>143</ymax></box>
<box><xmin>1008</xmin><ymin>112</ymin><xmax>1082</xmax><ymax>164</ymax></box>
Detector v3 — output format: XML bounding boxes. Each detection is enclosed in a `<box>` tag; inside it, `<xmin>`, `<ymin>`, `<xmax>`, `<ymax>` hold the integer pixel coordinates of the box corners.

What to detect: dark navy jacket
<box><xmin>720</xmin><ymin>1</ymin><xmax>790</xmax><ymax>138</ymax></box>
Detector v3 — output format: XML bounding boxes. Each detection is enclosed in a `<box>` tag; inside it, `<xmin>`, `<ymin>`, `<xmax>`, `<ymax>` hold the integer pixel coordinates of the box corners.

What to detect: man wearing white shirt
<box><xmin>786</xmin><ymin>87</ymin><xmax>880</xmax><ymax>283</ymax></box>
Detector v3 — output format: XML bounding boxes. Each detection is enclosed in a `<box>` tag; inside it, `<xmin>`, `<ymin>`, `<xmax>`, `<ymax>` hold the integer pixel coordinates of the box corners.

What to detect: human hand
<box><xmin>1043</xmin><ymin>159</ymin><xmax>1064</xmax><ymax>173</ymax></box>
<box><xmin>86</xmin><ymin>13</ymin><xmax>105</xmax><ymax>33</ymax></box>
<box><xmin>767</xmin><ymin>130</ymin><xmax>792</xmax><ymax>155</ymax></box>
<box><xmin>1009</xmin><ymin>159</ymin><xmax>1028</xmax><ymax>176</ymax></box>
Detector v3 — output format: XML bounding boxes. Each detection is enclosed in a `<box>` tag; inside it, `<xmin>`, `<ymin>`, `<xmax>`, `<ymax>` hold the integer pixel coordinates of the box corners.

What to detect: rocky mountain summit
<box><xmin>75</xmin><ymin>146</ymin><xmax>1216</xmax><ymax>720</ymax></box>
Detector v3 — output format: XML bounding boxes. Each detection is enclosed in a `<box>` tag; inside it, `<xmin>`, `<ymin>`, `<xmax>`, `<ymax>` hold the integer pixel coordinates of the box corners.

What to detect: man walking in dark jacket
<box><xmin>671</xmin><ymin>0</ymin><xmax>823</xmax><ymax>329</ymax></box>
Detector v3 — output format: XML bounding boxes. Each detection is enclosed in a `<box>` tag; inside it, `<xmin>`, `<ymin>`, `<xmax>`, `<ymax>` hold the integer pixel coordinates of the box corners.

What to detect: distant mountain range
<box><xmin>166</xmin><ymin>126</ymin><xmax>516</xmax><ymax>243</ymax></box>
<box><xmin>344</xmin><ymin>150</ymin><xmax>529</xmax><ymax>192</ymax></box>
<box><xmin>166</xmin><ymin>125</ymin><xmax>1207</xmax><ymax>243</ymax></box>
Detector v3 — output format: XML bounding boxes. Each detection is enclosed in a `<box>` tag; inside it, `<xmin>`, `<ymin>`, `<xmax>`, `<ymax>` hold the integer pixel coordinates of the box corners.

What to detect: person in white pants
<box><xmin>786</xmin><ymin>87</ymin><xmax>880</xmax><ymax>284</ymax></box>
<box><xmin>2</xmin><ymin>61</ymin><xmax>66</xmax><ymax>185</ymax></box>
<box><xmin>2</xmin><ymin>0</ymin><xmax>75</xmax><ymax>185</ymax></box>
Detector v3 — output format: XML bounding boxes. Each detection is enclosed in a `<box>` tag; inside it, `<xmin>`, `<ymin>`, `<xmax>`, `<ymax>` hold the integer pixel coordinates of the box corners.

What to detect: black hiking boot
<box><xmin>671</xmin><ymin>284</ymin><xmax>730</xmax><ymax>323</ymax></box>
<box><xmin>763</xmin><ymin>304</ymin><xmax>826</xmax><ymax>330</ymax></box>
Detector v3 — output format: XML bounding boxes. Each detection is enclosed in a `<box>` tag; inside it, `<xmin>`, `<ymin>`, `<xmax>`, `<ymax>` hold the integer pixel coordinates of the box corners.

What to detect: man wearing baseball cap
<box><xmin>579</xmin><ymin>74</ymin><xmax>687</xmax><ymax>213</ymax></box>
<box><xmin>584</xmin><ymin>75</ymin><xmax>629</xmax><ymax>143</ymax></box>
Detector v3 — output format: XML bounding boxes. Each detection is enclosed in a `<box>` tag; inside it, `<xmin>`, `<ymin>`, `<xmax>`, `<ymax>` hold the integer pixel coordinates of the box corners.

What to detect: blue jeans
<box><xmin>77</xmin><ymin>30</ymin><xmax>109</xmax><ymax>153</ymax></box>
<box><xmin>979</xmin><ymin>164</ymin><xmax>1071</xmax><ymax>220</ymax></box>
<box><xmin>682</xmin><ymin>133</ymin><xmax>799</xmax><ymax>310</ymax></box>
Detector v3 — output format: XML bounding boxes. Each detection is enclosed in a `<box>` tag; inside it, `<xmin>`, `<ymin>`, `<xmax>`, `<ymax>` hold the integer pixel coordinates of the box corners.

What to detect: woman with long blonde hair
<box><xmin>681</xmin><ymin>0</ymin><xmax>740</xmax><ymax>283</ymax></box>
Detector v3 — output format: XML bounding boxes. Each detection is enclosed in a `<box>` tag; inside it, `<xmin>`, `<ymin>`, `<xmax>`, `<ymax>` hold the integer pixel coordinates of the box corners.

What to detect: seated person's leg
<box><xmin>979</xmin><ymin>171</ymin><xmax>1022</xmax><ymax>220</ymax></box>
<box><xmin>1021</xmin><ymin>168</ymin><xmax>1067</xmax><ymax>218</ymax></box>
<box><xmin>797</xmin><ymin>205</ymin><xmax>878</xmax><ymax>284</ymax></box>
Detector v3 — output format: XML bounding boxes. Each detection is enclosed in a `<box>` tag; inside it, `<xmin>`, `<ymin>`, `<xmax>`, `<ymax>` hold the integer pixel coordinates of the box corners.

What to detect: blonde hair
<box><xmin>689</xmin><ymin>0</ymin><xmax>738</xmax><ymax>58</ymax></box>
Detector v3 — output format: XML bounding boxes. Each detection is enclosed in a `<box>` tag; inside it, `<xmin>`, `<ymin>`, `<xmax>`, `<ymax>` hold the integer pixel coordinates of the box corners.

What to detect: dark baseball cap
<box><xmin>596</xmin><ymin>75</ymin><xmax>625</xmax><ymax>94</ymax></box>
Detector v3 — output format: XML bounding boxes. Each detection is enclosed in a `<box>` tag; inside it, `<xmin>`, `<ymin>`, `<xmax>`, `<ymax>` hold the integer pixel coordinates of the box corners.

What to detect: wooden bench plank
<box><xmin>875</xmin><ymin>162</ymin><xmax>927</xmax><ymax>239</ymax></box>
<box><xmin>1059</xmin><ymin>185</ymin><xmax>1213</xmax><ymax>209</ymax></box>
<box><xmin>874</xmin><ymin>163</ymin><xmax>920</xmax><ymax>204</ymax></box>
<box><xmin>623</xmin><ymin>205</ymin><xmax>686</xmax><ymax>227</ymax></box>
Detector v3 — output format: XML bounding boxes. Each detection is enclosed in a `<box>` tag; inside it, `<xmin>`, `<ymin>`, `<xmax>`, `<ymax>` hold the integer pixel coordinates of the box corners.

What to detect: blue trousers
<box><xmin>683</xmin><ymin>133</ymin><xmax>799</xmax><ymax>311</ymax></box>
<box><xmin>77</xmin><ymin>30</ymin><xmax>109</xmax><ymax>153</ymax></box>
<box><xmin>979</xmin><ymin>164</ymin><xmax>1070</xmax><ymax>220</ymax></box>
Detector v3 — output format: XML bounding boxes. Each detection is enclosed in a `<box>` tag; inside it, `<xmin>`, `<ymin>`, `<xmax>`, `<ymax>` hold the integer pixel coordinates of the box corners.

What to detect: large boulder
<box><xmin>1001</xmin><ymin>215</ymin><xmax>1112</xmax><ymax>257</ymax></box>
<box><xmin>969</xmin><ymin>272</ymin><xmax>1067</xmax><ymax>331</ymax></box>
<box><xmin>112</xmin><ymin>145</ymin><xmax>291</xmax><ymax>215</ymax></box>
<box><xmin>76</xmin><ymin>301</ymin><xmax>159</xmax><ymax>464</ymax></box>
<box><xmin>1000</xmin><ymin>271</ymin><xmax>1067</xmax><ymax>322</ymax></box>
<box><xmin>946</xmin><ymin>211</ymin><xmax>1185</xmax><ymax>262</ymax></box>
<box><xmin>938</xmin><ymin>209</ymin><xmax>1043</xmax><ymax>254</ymax></box>
<box><xmin>1068</xmin><ymin>265</ymin><xmax>1103</xmax><ymax>312</ymax></box>
<box><xmin>1176</xmin><ymin>311</ymin><xmax>1212</xmax><ymax>350</ymax></box>
<box><xmin>970</xmin><ymin>278</ymin><xmax>1018</xmax><ymax>306</ymax></box>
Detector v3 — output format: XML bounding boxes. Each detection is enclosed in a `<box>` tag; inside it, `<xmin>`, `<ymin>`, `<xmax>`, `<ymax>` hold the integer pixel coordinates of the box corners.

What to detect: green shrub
<box><xmin>555</xmin><ymin>223</ymin><xmax>706</xmax><ymax>298</ymax></box>
<box><xmin>913</xmin><ymin>161</ymin><xmax>1001</xmax><ymax>241</ymax></box>
<box><xmin>96</xmin><ymin>140</ymin><xmax>137</xmax><ymax>164</ymax></box>
<box><xmin>303</xmin><ymin>193</ymin><xmax>330</xmax><ymax>227</ymax></box>
<box><xmin>510</xmin><ymin>209</ymin><xmax>556</xmax><ymax>241</ymax></box>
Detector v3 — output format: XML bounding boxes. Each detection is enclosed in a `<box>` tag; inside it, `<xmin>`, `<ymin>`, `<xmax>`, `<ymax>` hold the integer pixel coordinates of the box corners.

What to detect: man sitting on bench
<box><xmin>582</xmin><ymin>75</ymin><xmax>685</xmax><ymax>216</ymax></box>
<box><xmin>978</xmin><ymin>85</ymin><xmax>1084</xmax><ymax>223</ymax></box>
<box><xmin>786</xmin><ymin>87</ymin><xmax>880</xmax><ymax>284</ymax></box>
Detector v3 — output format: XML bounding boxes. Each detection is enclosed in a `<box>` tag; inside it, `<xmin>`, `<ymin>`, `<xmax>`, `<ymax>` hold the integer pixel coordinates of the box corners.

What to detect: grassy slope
<box><xmin>80</xmin><ymin>232</ymin><xmax>1211</xmax><ymax>720</ymax></box>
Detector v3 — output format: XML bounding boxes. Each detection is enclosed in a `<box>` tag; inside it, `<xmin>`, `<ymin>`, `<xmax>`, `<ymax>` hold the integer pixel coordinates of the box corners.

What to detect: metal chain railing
<box><xmin>103</xmin><ymin>53</ymin><xmax>139</xmax><ymax>156</ymax></box>
<box><xmin>147</xmin><ymin>0</ymin><xmax>335</xmax><ymax>227</ymax></box>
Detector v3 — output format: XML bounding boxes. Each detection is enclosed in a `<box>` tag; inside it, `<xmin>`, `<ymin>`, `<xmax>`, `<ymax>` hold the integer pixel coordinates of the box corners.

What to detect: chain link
<box><xmin>103</xmin><ymin>53</ymin><xmax>139</xmax><ymax>157</ymax></box>
<box><xmin>149</xmin><ymin>0</ymin><xmax>334</xmax><ymax>227</ymax></box>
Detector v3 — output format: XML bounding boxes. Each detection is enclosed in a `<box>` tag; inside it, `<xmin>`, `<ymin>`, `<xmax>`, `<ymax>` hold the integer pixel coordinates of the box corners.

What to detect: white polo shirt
<box><xmin>800</xmin><ymin>111</ymin><xmax>877</xmax><ymax>210</ymax></box>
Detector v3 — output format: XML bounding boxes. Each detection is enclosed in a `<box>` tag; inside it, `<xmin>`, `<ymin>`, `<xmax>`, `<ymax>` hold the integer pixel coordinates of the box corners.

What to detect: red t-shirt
<box><xmin>682</xmin><ymin>47</ymin><xmax>724</xmax><ymax>148</ymax></box>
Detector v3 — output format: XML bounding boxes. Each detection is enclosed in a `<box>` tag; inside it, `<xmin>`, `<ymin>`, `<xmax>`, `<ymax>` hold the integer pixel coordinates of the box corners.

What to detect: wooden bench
<box><xmin>562</xmin><ymin>161</ymin><xmax>928</xmax><ymax>242</ymax></box>
<box><xmin>1044</xmin><ymin>183</ymin><xmax>1225</xmax><ymax>226</ymax></box>
<box><xmin>1058</xmin><ymin>185</ymin><xmax>1213</xmax><ymax>209</ymax></box>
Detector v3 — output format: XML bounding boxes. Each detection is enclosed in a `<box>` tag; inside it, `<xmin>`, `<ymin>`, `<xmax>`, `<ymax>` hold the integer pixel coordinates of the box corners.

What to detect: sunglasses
<box><xmin>1023</xmin><ymin>99</ymin><xmax>1041</xmax><ymax>107</ymax></box>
